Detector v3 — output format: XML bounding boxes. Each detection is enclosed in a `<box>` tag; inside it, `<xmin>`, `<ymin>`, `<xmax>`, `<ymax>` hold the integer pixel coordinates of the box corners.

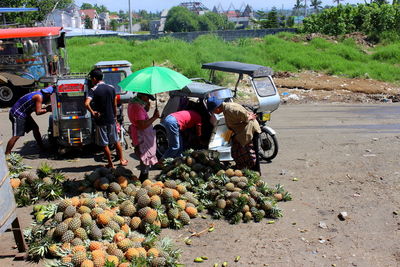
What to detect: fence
<box><xmin>67</xmin><ymin>28</ymin><xmax>298</xmax><ymax>42</ymax></box>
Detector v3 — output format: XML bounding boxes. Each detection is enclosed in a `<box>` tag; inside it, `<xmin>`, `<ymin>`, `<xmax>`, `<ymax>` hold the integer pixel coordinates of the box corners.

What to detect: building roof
<box><xmin>80</xmin><ymin>9</ymin><xmax>97</xmax><ymax>19</ymax></box>
<box><xmin>0</xmin><ymin>7</ymin><xmax>38</xmax><ymax>13</ymax></box>
<box><xmin>0</xmin><ymin>27</ymin><xmax>63</xmax><ymax>39</ymax></box>
<box><xmin>109</xmin><ymin>14</ymin><xmax>120</xmax><ymax>20</ymax></box>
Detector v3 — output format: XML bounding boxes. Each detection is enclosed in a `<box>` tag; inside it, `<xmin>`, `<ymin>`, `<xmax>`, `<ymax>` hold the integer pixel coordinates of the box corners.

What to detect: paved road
<box><xmin>0</xmin><ymin>103</ymin><xmax>399</xmax><ymax>266</ymax></box>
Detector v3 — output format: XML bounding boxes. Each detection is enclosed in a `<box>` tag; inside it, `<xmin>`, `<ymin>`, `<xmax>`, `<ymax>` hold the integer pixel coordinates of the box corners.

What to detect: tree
<box><xmin>333</xmin><ymin>0</ymin><xmax>344</xmax><ymax>6</ymax></box>
<box><xmin>310</xmin><ymin>0</ymin><xmax>323</xmax><ymax>13</ymax></box>
<box><xmin>266</xmin><ymin>7</ymin><xmax>279</xmax><ymax>28</ymax></box>
<box><xmin>94</xmin><ymin>4</ymin><xmax>108</xmax><ymax>14</ymax></box>
<box><xmin>164</xmin><ymin>6</ymin><xmax>199</xmax><ymax>32</ymax></box>
<box><xmin>293</xmin><ymin>0</ymin><xmax>305</xmax><ymax>15</ymax></box>
<box><xmin>80</xmin><ymin>3</ymin><xmax>93</xmax><ymax>9</ymax></box>
<box><xmin>110</xmin><ymin>19</ymin><xmax>118</xmax><ymax>31</ymax></box>
<box><xmin>0</xmin><ymin>0</ymin><xmax>73</xmax><ymax>26</ymax></box>
<box><xmin>84</xmin><ymin>15</ymin><xmax>92</xmax><ymax>29</ymax></box>
<box><xmin>286</xmin><ymin>16</ymin><xmax>295</xmax><ymax>27</ymax></box>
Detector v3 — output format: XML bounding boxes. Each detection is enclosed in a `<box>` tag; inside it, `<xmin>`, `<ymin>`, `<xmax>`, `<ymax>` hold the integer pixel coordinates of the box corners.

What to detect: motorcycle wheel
<box><xmin>155</xmin><ymin>126</ymin><xmax>168</xmax><ymax>159</ymax></box>
<box><xmin>258</xmin><ymin>129</ymin><xmax>278</xmax><ymax>162</ymax></box>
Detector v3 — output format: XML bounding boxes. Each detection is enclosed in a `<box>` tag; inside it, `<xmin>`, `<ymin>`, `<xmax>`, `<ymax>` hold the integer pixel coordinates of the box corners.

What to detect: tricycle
<box><xmin>155</xmin><ymin>61</ymin><xmax>280</xmax><ymax>162</ymax></box>
<box><xmin>48</xmin><ymin>61</ymin><xmax>134</xmax><ymax>152</ymax></box>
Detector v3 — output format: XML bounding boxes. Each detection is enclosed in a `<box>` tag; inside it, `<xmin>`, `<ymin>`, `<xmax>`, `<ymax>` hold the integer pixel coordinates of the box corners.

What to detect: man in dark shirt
<box><xmin>85</xmin><ymin>69</ymin><xmax>128</xmax><ymax>168</ymax></box>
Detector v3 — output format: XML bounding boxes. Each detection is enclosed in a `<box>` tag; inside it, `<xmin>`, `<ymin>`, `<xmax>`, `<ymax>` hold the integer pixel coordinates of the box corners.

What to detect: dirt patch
<box><xmin>274</xmin><ymin>71</ymin><xmax>400</xmax><ymax>104</ymax></box>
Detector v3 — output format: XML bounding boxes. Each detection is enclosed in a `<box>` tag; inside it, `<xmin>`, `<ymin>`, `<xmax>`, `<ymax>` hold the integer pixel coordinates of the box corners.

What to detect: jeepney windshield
<box><xmin>102</xmin><ymin>71</ymin><xmax>127</xmax><ymax>93</ymax></box>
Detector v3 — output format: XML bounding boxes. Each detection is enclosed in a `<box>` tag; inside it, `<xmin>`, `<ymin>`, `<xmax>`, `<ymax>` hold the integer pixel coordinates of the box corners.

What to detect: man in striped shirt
<box><xmin>5</xmin><ymin>86</ymin><xmax>54</xmax><ymax>154</ymax></box>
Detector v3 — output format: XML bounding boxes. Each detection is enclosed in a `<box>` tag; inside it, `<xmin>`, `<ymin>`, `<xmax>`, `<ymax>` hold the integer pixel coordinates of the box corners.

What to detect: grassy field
<box><xmin>67</xmin><ymin>33</ymin><xmax>400</xmax><ymax>83</ymax></box>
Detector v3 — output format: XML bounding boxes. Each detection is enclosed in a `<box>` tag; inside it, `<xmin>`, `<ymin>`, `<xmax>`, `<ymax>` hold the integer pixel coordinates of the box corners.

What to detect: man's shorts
<box><xmin>95</xmin><ymin>123</ymin><xmax>119</xmax><ymax>146</ymax></box>
<box><xmin>9</xmin><ymin>114</ymin><xmax>37</xmax><ymax>137</ymax></box>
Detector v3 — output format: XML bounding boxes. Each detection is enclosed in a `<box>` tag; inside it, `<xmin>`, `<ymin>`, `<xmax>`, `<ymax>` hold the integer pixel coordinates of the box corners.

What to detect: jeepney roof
<box><xmin>0</xmin><ymin>27</ymin><xmax>63</xmax><ymax>39</ymax></box>
<box><xmin>94</xmin><ymin>61</ymin><xmax>132</xmax><ymax>68</ymax></box>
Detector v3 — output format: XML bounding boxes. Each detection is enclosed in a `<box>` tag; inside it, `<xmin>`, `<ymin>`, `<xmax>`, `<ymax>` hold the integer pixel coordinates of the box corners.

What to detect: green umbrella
<box><xmin>118</xmin><ymin>66</ymin><xmax>192</xmax><ymax>95</ymax></box>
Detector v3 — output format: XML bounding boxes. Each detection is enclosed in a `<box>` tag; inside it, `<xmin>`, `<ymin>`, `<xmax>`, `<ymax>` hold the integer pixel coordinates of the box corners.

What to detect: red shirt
<box><xmin>171</xmin><ymin>110</ymin><xmax>202</xmax><ymax>131</ymax></box>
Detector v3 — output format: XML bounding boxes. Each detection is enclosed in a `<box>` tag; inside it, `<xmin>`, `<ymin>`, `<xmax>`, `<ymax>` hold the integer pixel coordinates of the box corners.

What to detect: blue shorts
<box><xmin>95</xmin><ymin>123</ymin><xmax>119</xmax><ymax>147</ymax></box>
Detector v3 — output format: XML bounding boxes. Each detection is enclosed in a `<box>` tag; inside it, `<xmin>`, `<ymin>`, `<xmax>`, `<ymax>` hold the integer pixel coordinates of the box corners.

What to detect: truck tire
<box><xmin>0</xmin><ymin>85</ymin><xmax>18</xmax><ymax>107</ymax></box>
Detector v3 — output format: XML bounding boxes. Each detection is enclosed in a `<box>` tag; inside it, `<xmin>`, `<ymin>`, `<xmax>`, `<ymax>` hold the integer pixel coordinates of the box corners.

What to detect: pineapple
<box><xmin>71</xmin><ymin>238</ymin><xmax>84</xmax><ymax>246</ymax></box>
<box><xmin>216</xmin><ymin>199</ymin><xmax>226</xmax><ymax>209</ymax></box>
<box><xmin>121</xmin><ymin>204</ymin><xmax>136</xmax><ymax>217</ymax></box>
<box><xmin>112</xmin><ymin>215</ymin><xmax>125</xmax><ymax>226</ymax></box>
<box><xmin>109</xmin><ymin>182</ymin><xmax>122</xmax><ymax>193</ymax></box>
<box><xmin>107</xmin><ymin>220</ymin><xmax>121</xmax><ymax>232</ymax></box>
<box><xmin>125</xmin><ymin>248</ymin><xmax>139</xmax><ymax>260</ymax></box>
<box><xmin>148</xmin><ymin>186</ymin><xmax>162</xmax><ymax>197</ymax></box>
<box><xmin>81</xmin><ymin>213</ymin><xmax>93</xmax><ymax>228</ymax></box>
<box><xmin>108</xmin><ymin>192</ymin><xmax>119</xmax><ymax>202</ymax></box>
<box><xmin>89</xmin><ymin>225</ymin><xmax>102</xmax><ymax>241</ymax></box>
<box><xmin>61</xmin><ymin>230</ymin><xmax>75</xmax><ymax>243</ymax></box>
<box><xmin>151</xmin><ymin>257</ymin><xmax>166</xmax><ymax>267</ymax></box>
<box><xmin>78</xmin><ymin>205</ymin><xmax>92</xmax><ymax>214</ymax></box>
<box><xmin>58</xmin><ymin>198</ymin><xmax>73</xmax><ymax>212</ymax></box>
<box><xmin>143</xmin><ymin>208</ymin><xmax>158</xmax><ymax>224</ymax></box>
<box><xmin>164</xmin><ymin>180</ymin><xmax>177</xmax><ymax>189</ymax></box>
<box><xmin>130</xmin><ymin>217</ymin><xmax>141</xmax><ymax>230</ymax></box>
<box><xmin>178</xmin><ymin>211</ymin><xmax>191</xmax><ymax>225</ymax></box>
<box><xmin>136</xmin><ymin>188</ymin><xmax>148</xmax><ymax>199</ymax></box>
<box><xmin>91</xmin><ymin>207</ymin><xmax>104</xmax><ymax>218</ymax></box>
<box><xmin>71</xmin><ymin>251</ymin><xmax>87</xmax><ymax>266</ymax></box>
<box><xmin>136</xmin><ymin>194</ymin><xmax>151</xmax><ymax>208</ymax></box>
<box><xmin>225</xmin><ymin>182</ymin><xmax>235</xmax><ymax>191</ymax></box>
<box><xmin>54</xmin><ymin>212</ymin><xmax>64</xmax><ymax>223</ymax></box>
<box><xmin>176</xmin><ymin>184</ymin><xmax>187</xmax><ymax>194</ymax></box>
<box><xmin>138</xmin><ymin>207</ymin><xmax>151</xmax><ymax>218</ymax></box>
<box><xmin>81</xmin><ymin>259</ymin><xmax>95</xmax><ymax>267</ymax></box>
<box><xmin>167</xmin><ymin>208</ymin><xmax>179</xmax><ymax>219</ymax></box>
<box><xmin>117</xmin><ymin>238</ymin><xmax>133</xmax><ymax>252</ymax></box>
<box><xmin>150</xmin><ymin>195</ymin><xmax>162</xmax><ymax>208</ymax></box>
<box><xmin>106</xmin><ymin>255</ymin><xmax>119</xmax><ymax>265</ymax></box>
<box><xmin>68</xmin><ymin>217</ymin><xmax>81</xmax><ymax>231</ymax></box>
<box><xmin>185</xmin><ymin>207</ymin><xmax>198</xmax><ymax>218</ymax></box>
<box><xmin>75</xmin><ymin>227</ymin><xmax>88</xmax><ymax>240</ymax></box>
<box><xmin>63</xmin><ymin>205</ymin><xmax>77</xmax><ymax>218</ymax></box>
<box><xmin>83</xmin><ymin>198</ymin><xmax>96</xmax><ymax>209</ymax></box>
<box><xmin>147</xmin><ymin>247</ymin><xmax>159</xmax><ymax>257</ymax></box>
<box><xmin>89</xmin><ymin>241</ymin><xmax>103</xmax><ymax>251</ymax></box>
<box><xmin>97</xmin><ymin>213</ymin><xmax>111</xmax><ymax>225</ymax></box>
<box><xmin>161</xmin><ymin>188</ymin><xmax>174</xmax><ymax>201</ymax></box>
<box><xmin>54</xmin><ymin>222</ymin><xmax>68</xmax><ymax>237</ymax></box>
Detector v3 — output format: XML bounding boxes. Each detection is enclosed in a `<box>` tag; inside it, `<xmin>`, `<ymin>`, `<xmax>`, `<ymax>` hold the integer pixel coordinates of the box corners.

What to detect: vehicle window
<box><xmin>253</xmin><ymin>77</ymin><xmax>276</xmax><ymax>97</ymax></box>
<box><xmin>0</xmin><ymin>41</ymin><xmax>22</xmax><ymax>56</ymax></box>
<box><xmin>208</xmin><ymin>88</ymin><xmax>233</xmax><ymax>99</ymax></box>
<box><xmin>103</xmin><ymin>71</ymin><xmax>126</xmax><ymax>93</ymax></box>
<box><xmin>59</xmin><ymin>95</ymin><xmax>87</xmax><ymax>116</ymax></box>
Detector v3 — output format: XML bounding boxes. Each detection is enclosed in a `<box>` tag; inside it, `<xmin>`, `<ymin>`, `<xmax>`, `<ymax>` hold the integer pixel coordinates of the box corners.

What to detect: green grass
<box><xmin>66</xmin><ymin>33</ymin><xmax>400</xmax><ymax>83</ymax></box>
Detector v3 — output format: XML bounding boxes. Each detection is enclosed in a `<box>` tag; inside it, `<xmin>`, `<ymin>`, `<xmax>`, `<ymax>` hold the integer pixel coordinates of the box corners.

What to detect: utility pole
<box><xmin>128</xmin><ymin>0</ymin><xmax>132</xmax><ymax>33</ymax></box>
<box><xmin>304</xmin><ymin>0</ymin><xmax>307</xmax><ymax>17</ymax></box>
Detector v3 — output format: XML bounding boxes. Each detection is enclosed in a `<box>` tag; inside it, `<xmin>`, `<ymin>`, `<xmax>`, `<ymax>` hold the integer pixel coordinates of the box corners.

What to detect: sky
<box><xmin>74</xmin><ymin>0</ymin><xmax>365</xmax><ymax>12</ymax></box>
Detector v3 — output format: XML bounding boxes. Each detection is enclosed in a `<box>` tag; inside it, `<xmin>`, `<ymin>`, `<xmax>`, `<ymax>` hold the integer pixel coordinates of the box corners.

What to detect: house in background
<box><xmin>45</xmin><ymin>4</ymin><xmax>82</xmax><ymax>28</ymax></box>
<box><xmin>79</xmin><ymin>9</ymin><xmax>100</xmax><ymax>29</ymax></box>
<box><xmin>98</xmin><ymin>12</ymin><xmax>110</xmax><ymax>30</ymax></box>
<box><xmin>212</xmin><ymin>3</ymin><xmax>254</xmax><ymax>29</ymax></box>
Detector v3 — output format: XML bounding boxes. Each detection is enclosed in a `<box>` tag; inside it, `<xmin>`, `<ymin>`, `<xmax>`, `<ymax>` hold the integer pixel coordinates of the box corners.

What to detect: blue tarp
<box><xmin>0</xmin><ymin>8</ymin><xmax>38</xmax><ymax>13</ymax></box>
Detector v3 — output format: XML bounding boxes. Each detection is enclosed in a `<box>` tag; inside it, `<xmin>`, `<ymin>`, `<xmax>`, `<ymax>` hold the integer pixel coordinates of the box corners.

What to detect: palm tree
<box><xmin>310</xmin><ymin>0</ymin><xmax>323</xmax><ymax>13</ymax></box>
<box><xmin>333</xmin><ymin>0</ymin><xmax>344</xmax><ymax>6</ymax></box>
<box><xmin>293</xmin><ymin>0</ymin><xmax>305</xmax><ymax>16</ymax></box>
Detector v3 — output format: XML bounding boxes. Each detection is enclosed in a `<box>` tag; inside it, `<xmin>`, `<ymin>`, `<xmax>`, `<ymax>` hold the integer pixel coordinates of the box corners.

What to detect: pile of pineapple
<box><xmin>27</xmin><ymin>193</ymin><xmax>181</xmax><ymax>267</ymax></box>
<box><xmin>7</xmin><ymin>153</ymin><xmax>65</xmax><ymax>207</ymax></box>
<box><xmin>157</xmin><ymin>150</ymin><xmax>292</xmax><ymax>224</ymax></box>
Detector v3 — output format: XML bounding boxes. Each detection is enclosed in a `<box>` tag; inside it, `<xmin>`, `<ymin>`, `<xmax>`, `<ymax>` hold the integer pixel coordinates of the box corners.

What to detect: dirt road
<box><xmin>0</xmin><ymin>103</ymin><xmax>399</xmax><ymax>267</ymax></box>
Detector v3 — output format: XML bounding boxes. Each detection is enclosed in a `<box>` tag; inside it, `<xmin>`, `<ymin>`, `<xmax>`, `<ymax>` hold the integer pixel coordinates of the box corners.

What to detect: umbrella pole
<box><xmin>155</xmin><ymin>94</ymin><xmax>158</xmax><ymax>110</ymax></box>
